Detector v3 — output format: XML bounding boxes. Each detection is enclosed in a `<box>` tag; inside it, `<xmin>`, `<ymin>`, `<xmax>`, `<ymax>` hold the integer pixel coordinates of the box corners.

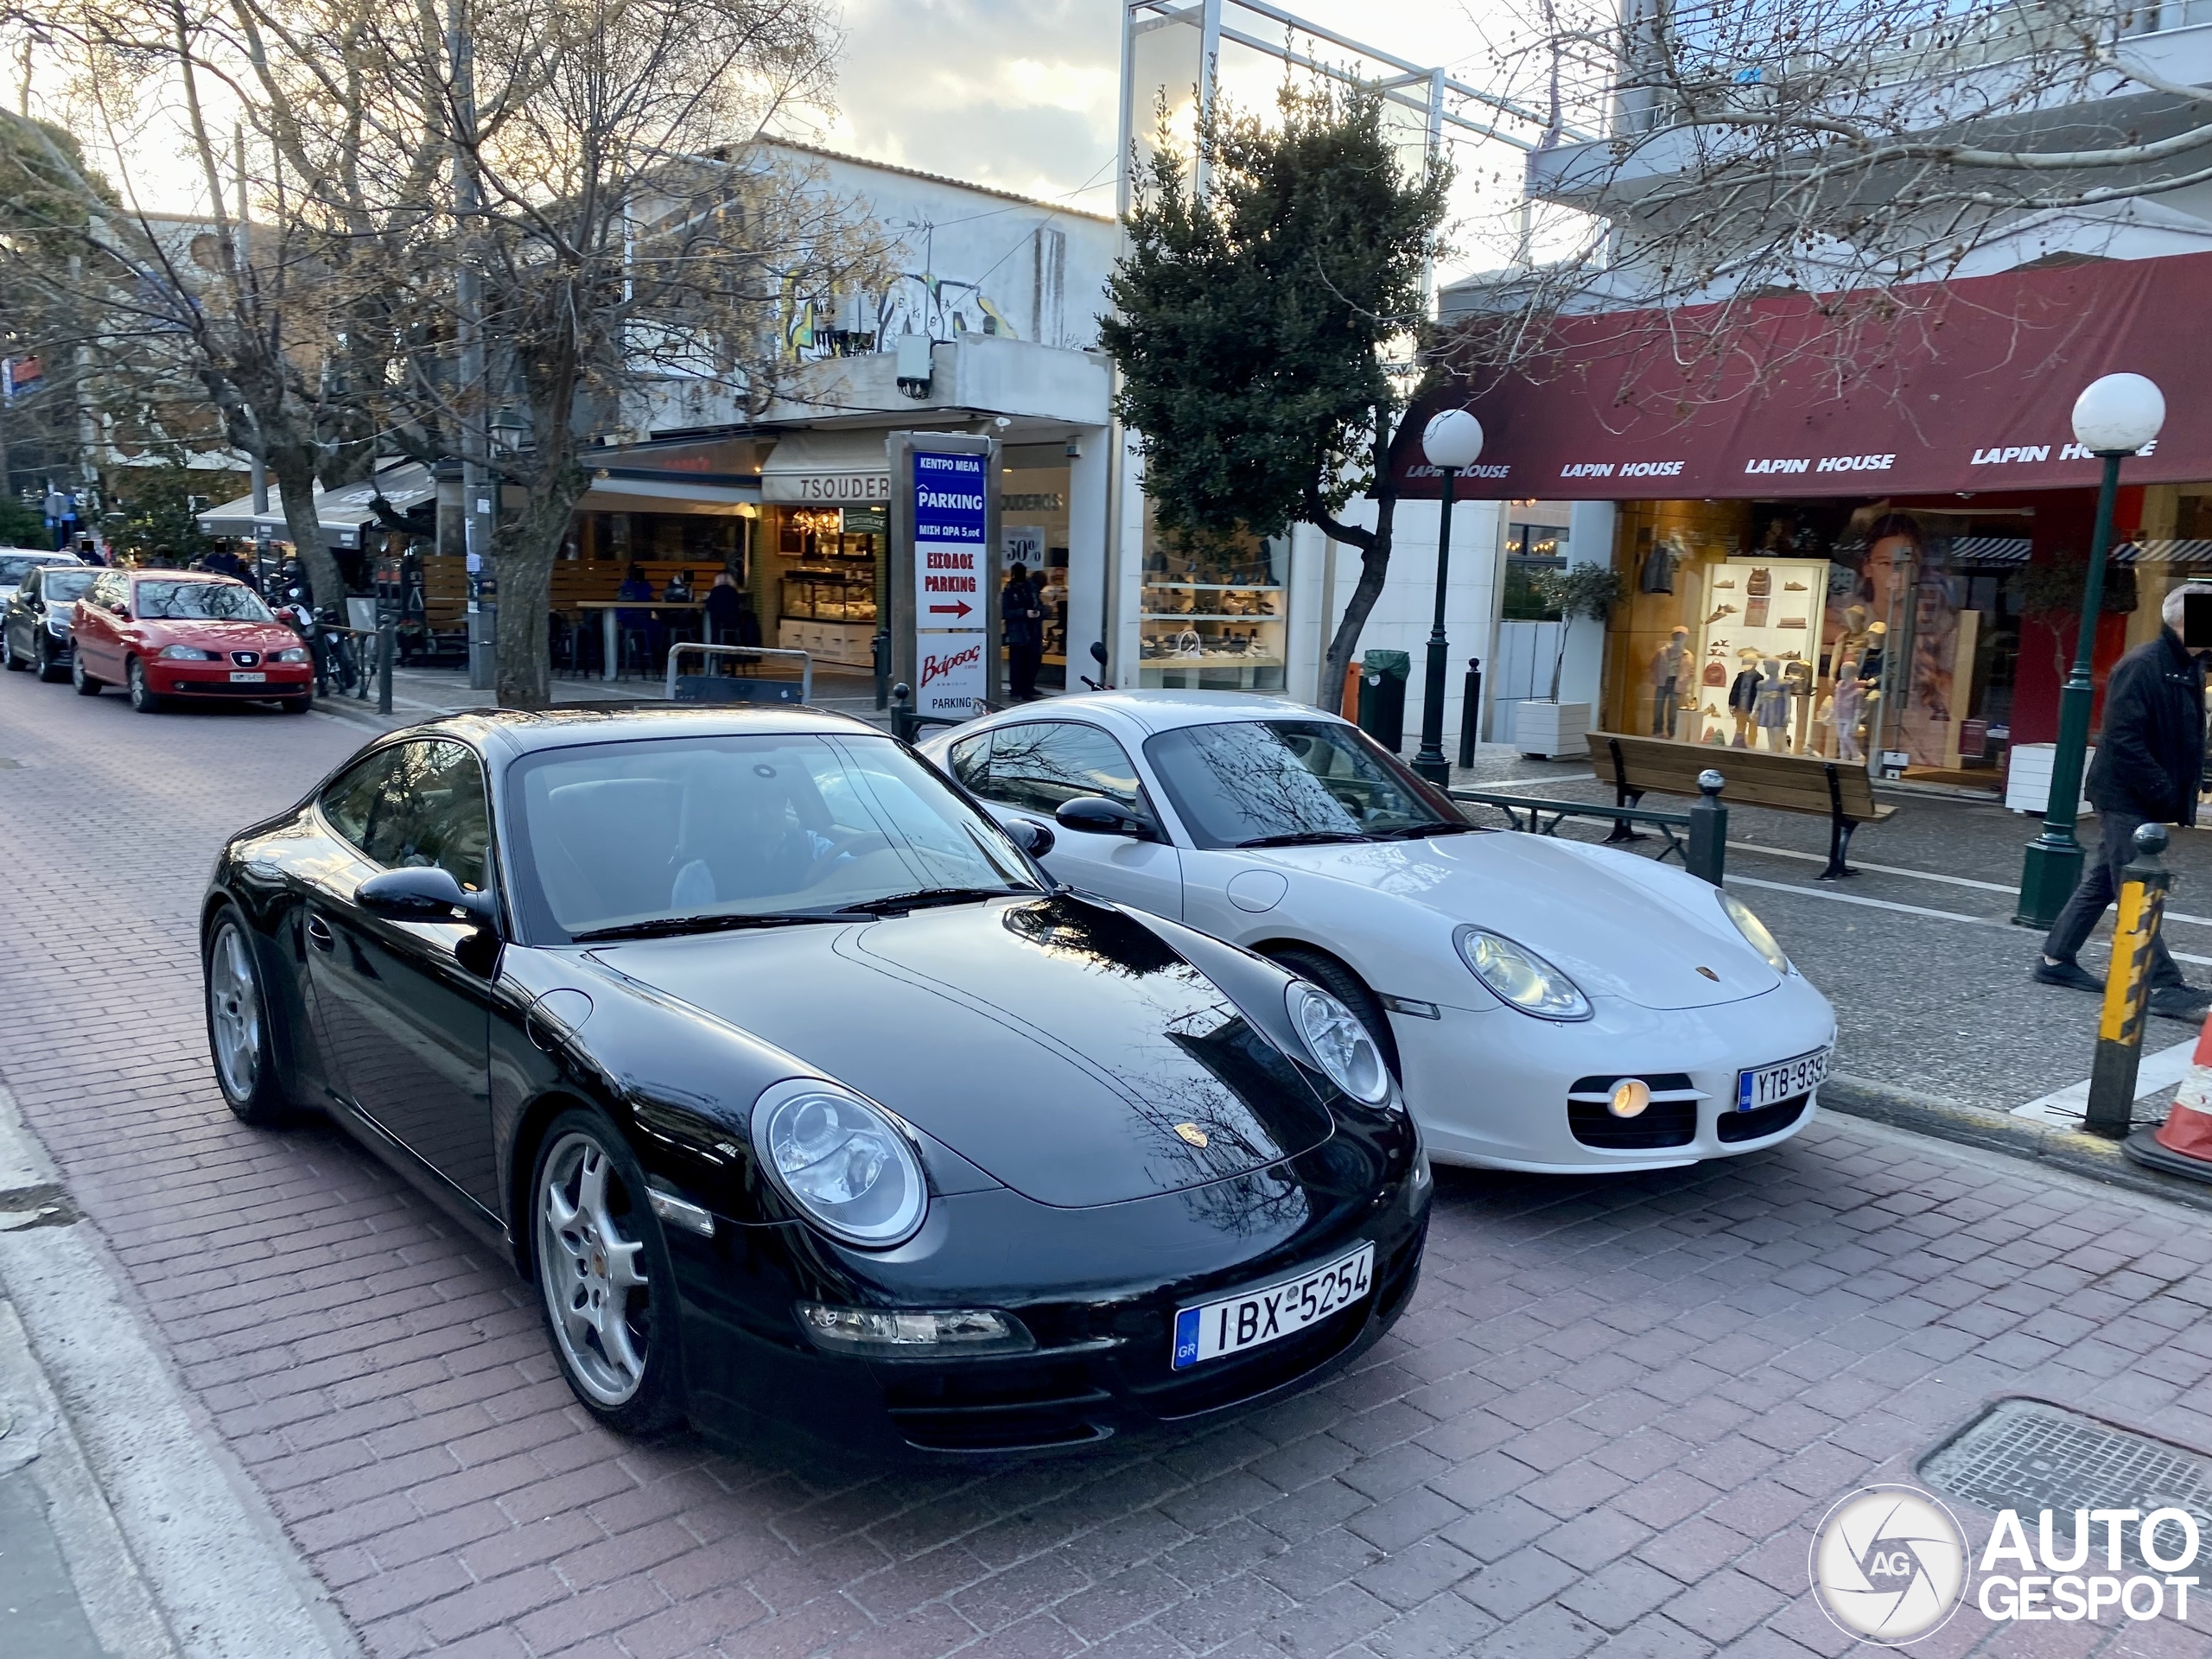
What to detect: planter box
<box><xmin>2004</xmin><ymin>741</ymin><xmax>2095</xmax><ymax>817</ymax></box>
<box><xmin>1515</xmin><ymin>700</ymin><xmax>1590</xmax><ymax>760</ymax></box>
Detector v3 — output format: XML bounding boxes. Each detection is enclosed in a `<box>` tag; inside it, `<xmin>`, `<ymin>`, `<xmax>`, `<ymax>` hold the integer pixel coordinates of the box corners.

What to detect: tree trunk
<box><xmin>496</xmin><ymin>447</ymin><xmax>586</xmax><ymax>709</ymax></box>
<box><xmin>264</xmin><ymin>440</ymin><xmax>345</xmax><ymax>611</ymax></box>
<box><xmin>1308</xmin><ymin>409</ymin><xmax>1427</xmax><ymax>717</ymax></box>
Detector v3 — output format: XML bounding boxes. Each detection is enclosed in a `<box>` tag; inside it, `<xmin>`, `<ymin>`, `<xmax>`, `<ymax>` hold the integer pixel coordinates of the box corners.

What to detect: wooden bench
<box><xmin>1586</xmin><ymin>731</ymin><xmax>1897</xmax><ymax>880</ymax></box>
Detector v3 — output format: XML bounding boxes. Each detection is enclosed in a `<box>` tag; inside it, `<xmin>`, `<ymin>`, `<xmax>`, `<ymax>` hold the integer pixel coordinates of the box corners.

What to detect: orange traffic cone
<box><xmin>2124</xmin><ymin>1009</ymin><xmax>2212</xmax><ymax>1180</ymax></box>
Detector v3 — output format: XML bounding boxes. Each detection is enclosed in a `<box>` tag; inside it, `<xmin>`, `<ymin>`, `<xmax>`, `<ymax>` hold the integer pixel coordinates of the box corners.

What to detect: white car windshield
<box><xmin>1143</xmin><ymin>720</ymin><xmax>1471</xmax><ymax>849</ymax></box>
<box><xmin>134</xmin><ymin>580</ymin><xmax>275</xmax><ymax>622</ymax></box>
<box><xmin>506</xmin><ymin>732</ymin><xmax>1041</xmax><ymax>942</ymax></box>
<box><xmin>0</xmin><ymin>554</ymin><xmax>66</xmax><ymax>585</ymax></box>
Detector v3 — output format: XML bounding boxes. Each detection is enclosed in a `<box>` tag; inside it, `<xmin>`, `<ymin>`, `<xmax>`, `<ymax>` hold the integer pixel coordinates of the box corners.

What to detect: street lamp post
<box><xmin>1413</xmin><ymin>410</ymin><xmax>1484</xmax><ymax>786</ymax></box>
<box><xmin>2015</xmin><ymin>372</ymin><xmax>2168</xmax><ymax>928</ymax></box>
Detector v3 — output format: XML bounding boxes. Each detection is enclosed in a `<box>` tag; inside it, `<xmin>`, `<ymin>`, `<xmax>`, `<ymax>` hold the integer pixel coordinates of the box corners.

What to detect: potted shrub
<box><xmin>1515</xmin><ymin>562</ymin><xmax>1623</xmax><ymax>757</ymax></box>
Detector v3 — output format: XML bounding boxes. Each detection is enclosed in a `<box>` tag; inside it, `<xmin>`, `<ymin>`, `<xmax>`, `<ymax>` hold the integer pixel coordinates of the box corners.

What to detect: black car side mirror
<box><xmin>1055</xmin><ymin>797</ymin><xmax>1154</xmax><ymax>840</ymax></box>
<box><xmin>1007</xmin><ymin>818</ymin><xmax>1056</xmax><ymax>859</ymax></box>
<box><xmin>359</xmin><ymin>866</ymin><xmax>498</xmax><ymax>930</ymax></box>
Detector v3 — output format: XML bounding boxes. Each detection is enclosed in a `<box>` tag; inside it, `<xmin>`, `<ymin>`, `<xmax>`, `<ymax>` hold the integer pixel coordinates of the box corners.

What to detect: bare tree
<box><xmin>1453</xmin><ymin>0</ymin><xmax>2212</xmax><ymax>382</ymax></box>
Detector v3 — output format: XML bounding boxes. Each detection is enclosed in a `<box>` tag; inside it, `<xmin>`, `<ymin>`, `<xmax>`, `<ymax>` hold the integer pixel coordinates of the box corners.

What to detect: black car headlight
<box><xmin>751</xmin><ymin>1079</ymin><xmax>927</xmax><ymax>1248</ymax></box>
<box><xmin>1286</xmin><ymin>982</ymin><xmax>1392</xmax><ymax>1105</ymax></box>
<box><xmin>1454</xmin><ymin>926</ymin><xmax>1592</xmax><ymax>1020</ymax></box>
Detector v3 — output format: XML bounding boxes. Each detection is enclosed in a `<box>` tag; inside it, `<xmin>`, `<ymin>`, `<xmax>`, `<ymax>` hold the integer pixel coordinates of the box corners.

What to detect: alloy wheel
<box><xmin>537</xmin><ymin>1131</ymin><xmax>653</xmax><ymax>1406</ymax></box>
<box><xmin>207</xmin><ymin>921</ymin><xmax>262</xmax><ymax>1102</ymax></box>
<box><xmin>129</xmin><ymin>659</ymin><xmax>157</xmax><ymax>712</ymax></box>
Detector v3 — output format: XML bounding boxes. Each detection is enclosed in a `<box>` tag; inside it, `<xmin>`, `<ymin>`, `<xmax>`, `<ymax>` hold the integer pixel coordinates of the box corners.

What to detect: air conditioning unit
<box><xmin>895</xmin><ymin>334</ymin><xmax>934</xmax><ymax>398</ymax></box>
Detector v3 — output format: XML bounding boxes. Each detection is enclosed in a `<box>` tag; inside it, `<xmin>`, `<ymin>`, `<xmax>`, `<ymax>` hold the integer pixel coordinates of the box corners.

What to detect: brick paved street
<box><xmin>5</xmin><ymin>677</ymin><xmax>2212</xmax><ymax>1659</ymax></box>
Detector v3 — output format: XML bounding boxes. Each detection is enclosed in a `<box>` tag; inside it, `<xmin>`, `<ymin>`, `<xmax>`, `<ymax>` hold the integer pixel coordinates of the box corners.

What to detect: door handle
<box><xmin>306</xmin><ymin>914</ymin><xmax>334</xmax><ymax>951</ymax></box>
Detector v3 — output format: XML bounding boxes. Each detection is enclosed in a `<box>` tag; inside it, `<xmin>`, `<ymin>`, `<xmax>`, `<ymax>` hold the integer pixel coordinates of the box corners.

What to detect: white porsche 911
<box><xmin>921</xmin><ymin>692</ymin><xmax>1835</xmax><ymax>1174</ymax></box>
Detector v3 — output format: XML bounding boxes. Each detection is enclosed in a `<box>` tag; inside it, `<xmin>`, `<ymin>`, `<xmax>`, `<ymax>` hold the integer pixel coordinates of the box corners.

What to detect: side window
<box><xmin>89</xmin><ymin>572</ymin><xmax>124</xmax><ymax>610</ymax></box>
<box><xmin>320</xmin><ymin>751</ymin><xmax>398</xmax><ymax>855</ymax></box>
<box><xmin>978</xmin><ymin>722</ymin><xmax>1145</xmax><ymax>815</ymax></box>
<box><xmin>946</xmin><ymin>734</ymin><xmax>991</xmax><ymax>793</ymax></box>
<box><xmin>19</xmin><ymin>570</ymin><xmax>38</xmax><ymax>603</ymax></box>
<box><xmin>362</xmin><ymin>741</ymin><xmax>493</xmax><ymax>893</ymax></box>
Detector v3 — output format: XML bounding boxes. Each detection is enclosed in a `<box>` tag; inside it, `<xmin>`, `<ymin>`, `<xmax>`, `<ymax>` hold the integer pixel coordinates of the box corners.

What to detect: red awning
<box><xmin>1403</xmin><ymin>251</ymin><xmax>2212</xmax><ymax>501</ymax></box>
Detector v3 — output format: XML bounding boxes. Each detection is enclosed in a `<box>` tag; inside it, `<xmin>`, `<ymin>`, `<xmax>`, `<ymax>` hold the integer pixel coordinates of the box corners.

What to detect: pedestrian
<box><xmin>702</xmin><ymin>569</ymin><xmax>744</xmax><ymax>645</ymax></box>
<box><xmin>1002</xmin><ymin>562</ymin><xmax>1044</xmax><ymax>700</ymax></box>
<box><xmin>2036</xmin><ymin>581</ymin><xmax>2212</xmax><ymax>1019</ymax></box>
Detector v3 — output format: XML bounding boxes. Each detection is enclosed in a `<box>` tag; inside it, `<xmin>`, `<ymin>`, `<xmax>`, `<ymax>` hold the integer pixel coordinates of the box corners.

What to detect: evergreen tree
<box><xmin>1103</xmin><ymin>79</ymin><xmax>1448</xmax><ymax>709</ymax></box>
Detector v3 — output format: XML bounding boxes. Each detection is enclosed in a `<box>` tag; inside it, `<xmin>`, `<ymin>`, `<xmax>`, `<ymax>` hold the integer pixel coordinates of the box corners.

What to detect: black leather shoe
<box><xmin>2033</xmin><ymin>960</ymin><xmax>2102</xmax><ymax>993</ymax></box>
<box><xmin>2147</xmin><ymin>986</ymin><xmax>2212</xmax><ymax>1022</ymax></box>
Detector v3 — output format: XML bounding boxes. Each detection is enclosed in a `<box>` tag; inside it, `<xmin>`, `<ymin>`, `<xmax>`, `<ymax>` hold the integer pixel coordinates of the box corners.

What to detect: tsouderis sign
<box><xmin>912</xmin><ymin>450</ymin><xmax>988</xmax><ymax>717</ymax></box>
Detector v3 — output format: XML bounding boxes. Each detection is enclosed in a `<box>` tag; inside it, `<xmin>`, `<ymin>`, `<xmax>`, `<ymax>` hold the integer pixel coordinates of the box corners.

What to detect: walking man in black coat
<box><xmin>2037</xmin><ymin>582</ymin><xmax>2212</xmax><ymax>1019</ymax></box>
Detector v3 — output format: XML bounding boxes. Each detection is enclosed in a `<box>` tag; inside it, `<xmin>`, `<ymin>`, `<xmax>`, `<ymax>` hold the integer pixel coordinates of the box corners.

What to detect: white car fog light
<box><xmin>1608</xmin><ymin>1079</ymin><xmax>1651</xmax><ymax>1119</ymax></box>
<box><xmin>797</xmin><ymin>1304</ymin><xmax>1034</xmax><ymax>1357</ymax></box>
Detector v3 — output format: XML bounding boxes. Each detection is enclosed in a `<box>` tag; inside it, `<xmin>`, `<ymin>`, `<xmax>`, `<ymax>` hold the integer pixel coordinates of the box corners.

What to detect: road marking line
<box><xmin>2011</xmin><ymin>1035</ymin><xmax>2198</xmax><ymax>1125</ymax></box>
<box><xmin>1725</xmin><ymin>874</ymin><xmax>1996</xmax><ymax>925</ymax></box>
<box><xmin>1728</xmin><ymin>840</ymin><xmax>2212</xmax><ymax>928</ymax></box>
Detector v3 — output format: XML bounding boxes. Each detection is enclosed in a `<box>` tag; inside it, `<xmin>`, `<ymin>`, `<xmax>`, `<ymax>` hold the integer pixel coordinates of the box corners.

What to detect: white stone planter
<box><xmin>1515</xmin><ymin>700</ymin><xmax>1590</xmax><ymax>760</ymax></box>
<box><xmin>2004</xmin><ymin>741</ymin><xmax>2095</xmax><ymax>817</ymax></box>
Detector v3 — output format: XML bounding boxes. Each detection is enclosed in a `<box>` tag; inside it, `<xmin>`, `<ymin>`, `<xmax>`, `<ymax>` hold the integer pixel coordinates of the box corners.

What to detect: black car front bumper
<box><xmin>668</xmin><ymin>1151</ymin><xmax>1431</xmax><ymax>1459</ymax></box>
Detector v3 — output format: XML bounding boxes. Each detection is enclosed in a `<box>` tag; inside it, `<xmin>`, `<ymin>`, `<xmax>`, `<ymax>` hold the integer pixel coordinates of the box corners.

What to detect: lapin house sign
<box><xmin>1395</xmin><ymin>249</ymin><xmax>2212</xmax><ymax>501</ymax></box>
<box><xmin>888</xmin><ymin>433</ymin><xmax>1001</xmax><ymax>718</ymax></box>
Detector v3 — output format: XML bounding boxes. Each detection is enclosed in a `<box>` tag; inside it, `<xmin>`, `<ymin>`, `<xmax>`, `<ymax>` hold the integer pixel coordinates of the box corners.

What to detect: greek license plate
<box><xmin>1737</xmin><ymin>1047</ymin><xmax>1830</xmax><ymax>1111</ymax></box>
<box><xmin>1172</xmin><ymin>1243</ymin><xmax>1374</xmax><ymax>1370</ymax></box>
<box><xmin>229</xmin><ymin>671</ymin><xmax>266</xmax><ymax>683</ymax></box>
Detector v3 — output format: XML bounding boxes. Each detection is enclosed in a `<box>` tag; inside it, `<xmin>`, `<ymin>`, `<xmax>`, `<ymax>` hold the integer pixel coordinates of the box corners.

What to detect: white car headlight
<box><xmin>1719</xmin><ymin>890</ymin><xmax>1791</xmax><ymax>976</ymax></box>
<box><xmin>158</xmin><ymin>645</ymin><xmax>214</xmax><ymax>660</ymax></box>
<box><xmin>1286</xmin><ymin>982</ymin><xmax>1392</xmax><ymax>1104</ymax></box>
<box><xmin>1455</xmin><ymin>926</ymin><xmax>1592</xmax><ymax>1020</ymax></box>
<box><xmin>751</xmin><ymin>1081</ymin><xmax>926</xmax><ymax>1248</ymax></box>
<box><xmin>271</xmin><ymin>646</ymin><xmax>310</xmax><ymax>663</ymax></box>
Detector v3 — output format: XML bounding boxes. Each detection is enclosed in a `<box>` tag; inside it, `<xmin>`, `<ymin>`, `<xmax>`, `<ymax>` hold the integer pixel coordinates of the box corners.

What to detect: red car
<box><xmin>71</xmin><ymin>569</ymin><xmax>316</xmax><ymax>714</ymax></box>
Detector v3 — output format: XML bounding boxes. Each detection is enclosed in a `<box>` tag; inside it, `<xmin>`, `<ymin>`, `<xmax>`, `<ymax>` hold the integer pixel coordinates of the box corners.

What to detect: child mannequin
<box><xmin>1755</xmin><ymin>658</ymin><xmax>1790</xmax><ymax>751</ymax></box>
<box><xmin>1832</xmin><ymin>656</ymin><xmax>1865</xmax><ymax>760</ymax></box>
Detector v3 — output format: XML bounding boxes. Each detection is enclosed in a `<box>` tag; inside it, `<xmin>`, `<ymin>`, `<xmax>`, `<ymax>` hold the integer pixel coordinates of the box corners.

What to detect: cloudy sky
<box><xmin>806</xmin><ymin>0</ymin><xmax>1535</xmax><ymax>275</ymax></box>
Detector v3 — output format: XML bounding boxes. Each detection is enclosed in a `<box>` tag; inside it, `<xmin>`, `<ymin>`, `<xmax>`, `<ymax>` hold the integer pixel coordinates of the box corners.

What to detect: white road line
<box><xmin>1725</xmin><ymin>873</ymin><xmax>1996</xmax><ymax>925</ymax></box>
<box><xmin>1728</xmin><ymin>840</ymin><xmax>2212</xmax><ymax>928</ymax></box>
<box><xmin>2011</xmin><ymin>1035</ymin><xmax>2199</xmax><ymax>1125</ymax></box>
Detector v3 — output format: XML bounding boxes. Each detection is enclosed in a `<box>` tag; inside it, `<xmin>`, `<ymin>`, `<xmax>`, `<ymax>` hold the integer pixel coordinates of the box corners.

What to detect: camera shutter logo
<box><xmin>1808</xmin><ymin>1485</ymin><xmax>1970</xmax><ymax>1644</ymax></box>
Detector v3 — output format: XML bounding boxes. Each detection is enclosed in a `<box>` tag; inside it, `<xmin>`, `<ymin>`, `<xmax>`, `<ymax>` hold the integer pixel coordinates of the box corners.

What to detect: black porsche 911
<box><xmin>200</xmin><ymin>707</ymin><xmax>1429</xmax><ymax>1455</ymax></box>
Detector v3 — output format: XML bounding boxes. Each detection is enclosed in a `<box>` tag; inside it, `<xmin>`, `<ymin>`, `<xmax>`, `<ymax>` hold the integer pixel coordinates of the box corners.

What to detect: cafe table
<box><xmin>574</xmin><ymin>599</ymin><xmax>708</xmax><ymax>683</ymax></box>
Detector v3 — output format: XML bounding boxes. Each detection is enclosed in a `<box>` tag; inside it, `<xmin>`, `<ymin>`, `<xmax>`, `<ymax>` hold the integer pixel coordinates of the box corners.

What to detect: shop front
<box><xmin>1411</xmin><ymin>251</ymin><xmax>2212</xmax><ymax>783</ymax></box>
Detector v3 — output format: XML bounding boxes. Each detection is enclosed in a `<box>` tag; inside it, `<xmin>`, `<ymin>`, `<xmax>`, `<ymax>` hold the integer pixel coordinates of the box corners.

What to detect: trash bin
<box><xmin>1357</xmin><ymin>649</ymin><xmax>1409</xmax><ymax>753</ymax></box>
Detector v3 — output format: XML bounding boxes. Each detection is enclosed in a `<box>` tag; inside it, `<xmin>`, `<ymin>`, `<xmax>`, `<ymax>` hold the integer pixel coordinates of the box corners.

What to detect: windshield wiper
<box><xmin>573</xmin><ymin>912</ymin><xmax>849</xmax><ymax>943</ymax></box>
<box><xmin>1233</xmin><ymin>830</ymin><xmax>1372</xmax><ymax>849</ymax></box>
<box><xmin>828</xmin><ymin>887</ymin><xmax>1027</xmax><ymax>917</ymax></box>
<box><xmin>1371</xmin><ymin>821</ymin><xmax>1484</xmax><ymax>840</ymax></box>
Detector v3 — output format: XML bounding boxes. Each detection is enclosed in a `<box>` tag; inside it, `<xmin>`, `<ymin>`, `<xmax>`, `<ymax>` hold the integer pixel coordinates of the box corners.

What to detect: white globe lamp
<box><xmin>2071</xmin><ymin>372</ymin><xmax>2164</xmax><ymax>455</ymax></box>
<box><xmin>1422</xmin><ymin>410</ymin><xmax>1484</xmax><ymax>471</ymax></box>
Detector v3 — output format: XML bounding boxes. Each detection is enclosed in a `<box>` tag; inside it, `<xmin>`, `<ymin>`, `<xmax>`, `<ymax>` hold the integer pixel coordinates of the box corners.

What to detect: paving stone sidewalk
<box><xmin>3</xmin><ymin>678</ymin><xmax>2212</xmax><ymax>1657</ymax></box>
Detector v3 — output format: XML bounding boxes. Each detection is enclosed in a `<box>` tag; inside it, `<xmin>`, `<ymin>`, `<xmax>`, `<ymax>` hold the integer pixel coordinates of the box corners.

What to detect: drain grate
<box><xmin>1919</xmin><ymin>1398</ymin><xmax>2212</xmax><ymax>1570</ymax></box>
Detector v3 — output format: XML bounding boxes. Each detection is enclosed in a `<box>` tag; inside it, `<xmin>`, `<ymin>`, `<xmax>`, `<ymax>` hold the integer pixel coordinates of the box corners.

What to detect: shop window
<box><xmin>1500</xmin><ymin>521</ymin><xmax>1569</xmax><ymax>621</ymax></box>
<box><xmin>1138</xmin><ymin>521</ymin><xmax>1289</xmax><ymax>693</ymax></box>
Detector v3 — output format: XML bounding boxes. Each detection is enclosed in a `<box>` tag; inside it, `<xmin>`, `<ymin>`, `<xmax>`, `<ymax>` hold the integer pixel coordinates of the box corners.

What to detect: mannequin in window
<box><xmin>1727</xmin><ymin>648</ymin><xmax>1762</xmax><ymax>747</ymax></box>
<box><xmin>1649</xmin><ymin>626</ymin><xmax>1690</xmax><ymax>737</ymax></box>
<box><xmin>1755</xmin><ymin>658</ymin><xmax>1790</xmax><ymax>751</ymax></box>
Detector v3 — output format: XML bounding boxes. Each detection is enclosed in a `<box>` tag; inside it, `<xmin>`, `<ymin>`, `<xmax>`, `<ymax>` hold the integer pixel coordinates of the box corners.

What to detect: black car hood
<box><xmin>586</xmin><ymin>894</ymin><xmax>1335</xmax><ymax>1208</ymax></box>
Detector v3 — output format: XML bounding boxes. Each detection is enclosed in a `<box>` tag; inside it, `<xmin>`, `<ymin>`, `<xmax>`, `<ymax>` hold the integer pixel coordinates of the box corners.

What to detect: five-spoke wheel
<box><xmin>531</xmin><ymin>1113</ymin><xmax>683</xmax><ymax>1432</ymax></box>
<box><xmin>204</xmin><ymin>910</ymin><xmax>285</xmax><ymax>1122</ymax></box>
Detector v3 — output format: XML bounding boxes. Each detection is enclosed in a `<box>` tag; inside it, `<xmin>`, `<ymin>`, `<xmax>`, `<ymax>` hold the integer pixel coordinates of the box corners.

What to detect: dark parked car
<box><xmin>2</xmin><ymin>562</ymin><xmax>99</xmax><ymax>681</ymax></box>
<box><xmin>200</xmin><ymin>708</ymin><xmax>1428</xmax><ymax>1455</ymax></box>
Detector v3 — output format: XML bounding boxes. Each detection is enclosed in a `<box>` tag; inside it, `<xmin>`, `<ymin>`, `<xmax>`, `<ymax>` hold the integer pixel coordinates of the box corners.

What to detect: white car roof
<box><xmin>1014</xmin><ymin>690</ymin><xmax>1346</xmax><ymax>735</ymax></box>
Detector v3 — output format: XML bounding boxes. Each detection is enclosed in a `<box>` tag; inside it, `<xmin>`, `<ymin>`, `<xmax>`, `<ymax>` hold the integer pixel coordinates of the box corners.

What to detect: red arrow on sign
<box><xmin>929</xmin><ymin>601</ymin><xmax>974</xmax><ymax>619</ymax></box>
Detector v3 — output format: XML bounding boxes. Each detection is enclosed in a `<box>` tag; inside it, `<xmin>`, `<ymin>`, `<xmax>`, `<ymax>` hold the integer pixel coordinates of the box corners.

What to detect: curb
<box><xmin>1820</xmin><ymin>1072</ymin><xmax>2212</xmax><ymax>1215</ymax></box>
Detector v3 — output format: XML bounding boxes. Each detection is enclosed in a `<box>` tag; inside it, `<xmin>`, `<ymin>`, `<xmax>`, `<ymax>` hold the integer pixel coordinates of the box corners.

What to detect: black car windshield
<box><xmin>134</xmin><ymin>580</ymin><xmax>274</xmax><ymax>622</ymax></box>
<box><xmin>41</xmin><ymin>569</ymin><xmax>95</xmax><ymax>601</ymax></box>
<box><xmin>0</xmin><ymin>554</ymin><xmax>64</xmax><ymax>585</ymax></box>
<box><xmin>506</xmin><ymin>732</ymin><xmax>1041</xmax><ymax>942</ymax></box>
<box><xmin>1143</xmin><ymin>720</ymin><xmax>1467</xmax><ymax>849</ymax></box>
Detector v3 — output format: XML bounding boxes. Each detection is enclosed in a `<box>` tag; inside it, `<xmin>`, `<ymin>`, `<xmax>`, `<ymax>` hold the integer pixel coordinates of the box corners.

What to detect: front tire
<box><xmin>204</xmin><ymin>908</ymin><xmax>288</xmax><ymax>1124</ymax></box>
<box><xmin>2</xmin><ymin>632</ymin><xmax>22</xmax><ymax>671</ymax></box>
<box><xmin>530</xmin><ymin>1109</ymin><xmax>685</xmax><ymax>1435</ymax></box>
<box><xmin>36</xmin><ymin>644</ymin><xmax>67</xmax><ymax>683</ymax></box>
<box><xmin>1268</xmin><ymin>946</ymin><xmax>1402</xmax><ymax>1080</ymax></box>
<box><xmin>127</xmin><ymin>658</ymin><xmax>164</xmax><ymax>713</ymax></box>
<box><xmin>280</xmin><ymin>695</ymin><xmax>311</xmax><ymax>715</ymax></box>
<box><xmin>72</xmin><ymin>654</ymin><xmax>102</xmax><ymax>696</ymax></box>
